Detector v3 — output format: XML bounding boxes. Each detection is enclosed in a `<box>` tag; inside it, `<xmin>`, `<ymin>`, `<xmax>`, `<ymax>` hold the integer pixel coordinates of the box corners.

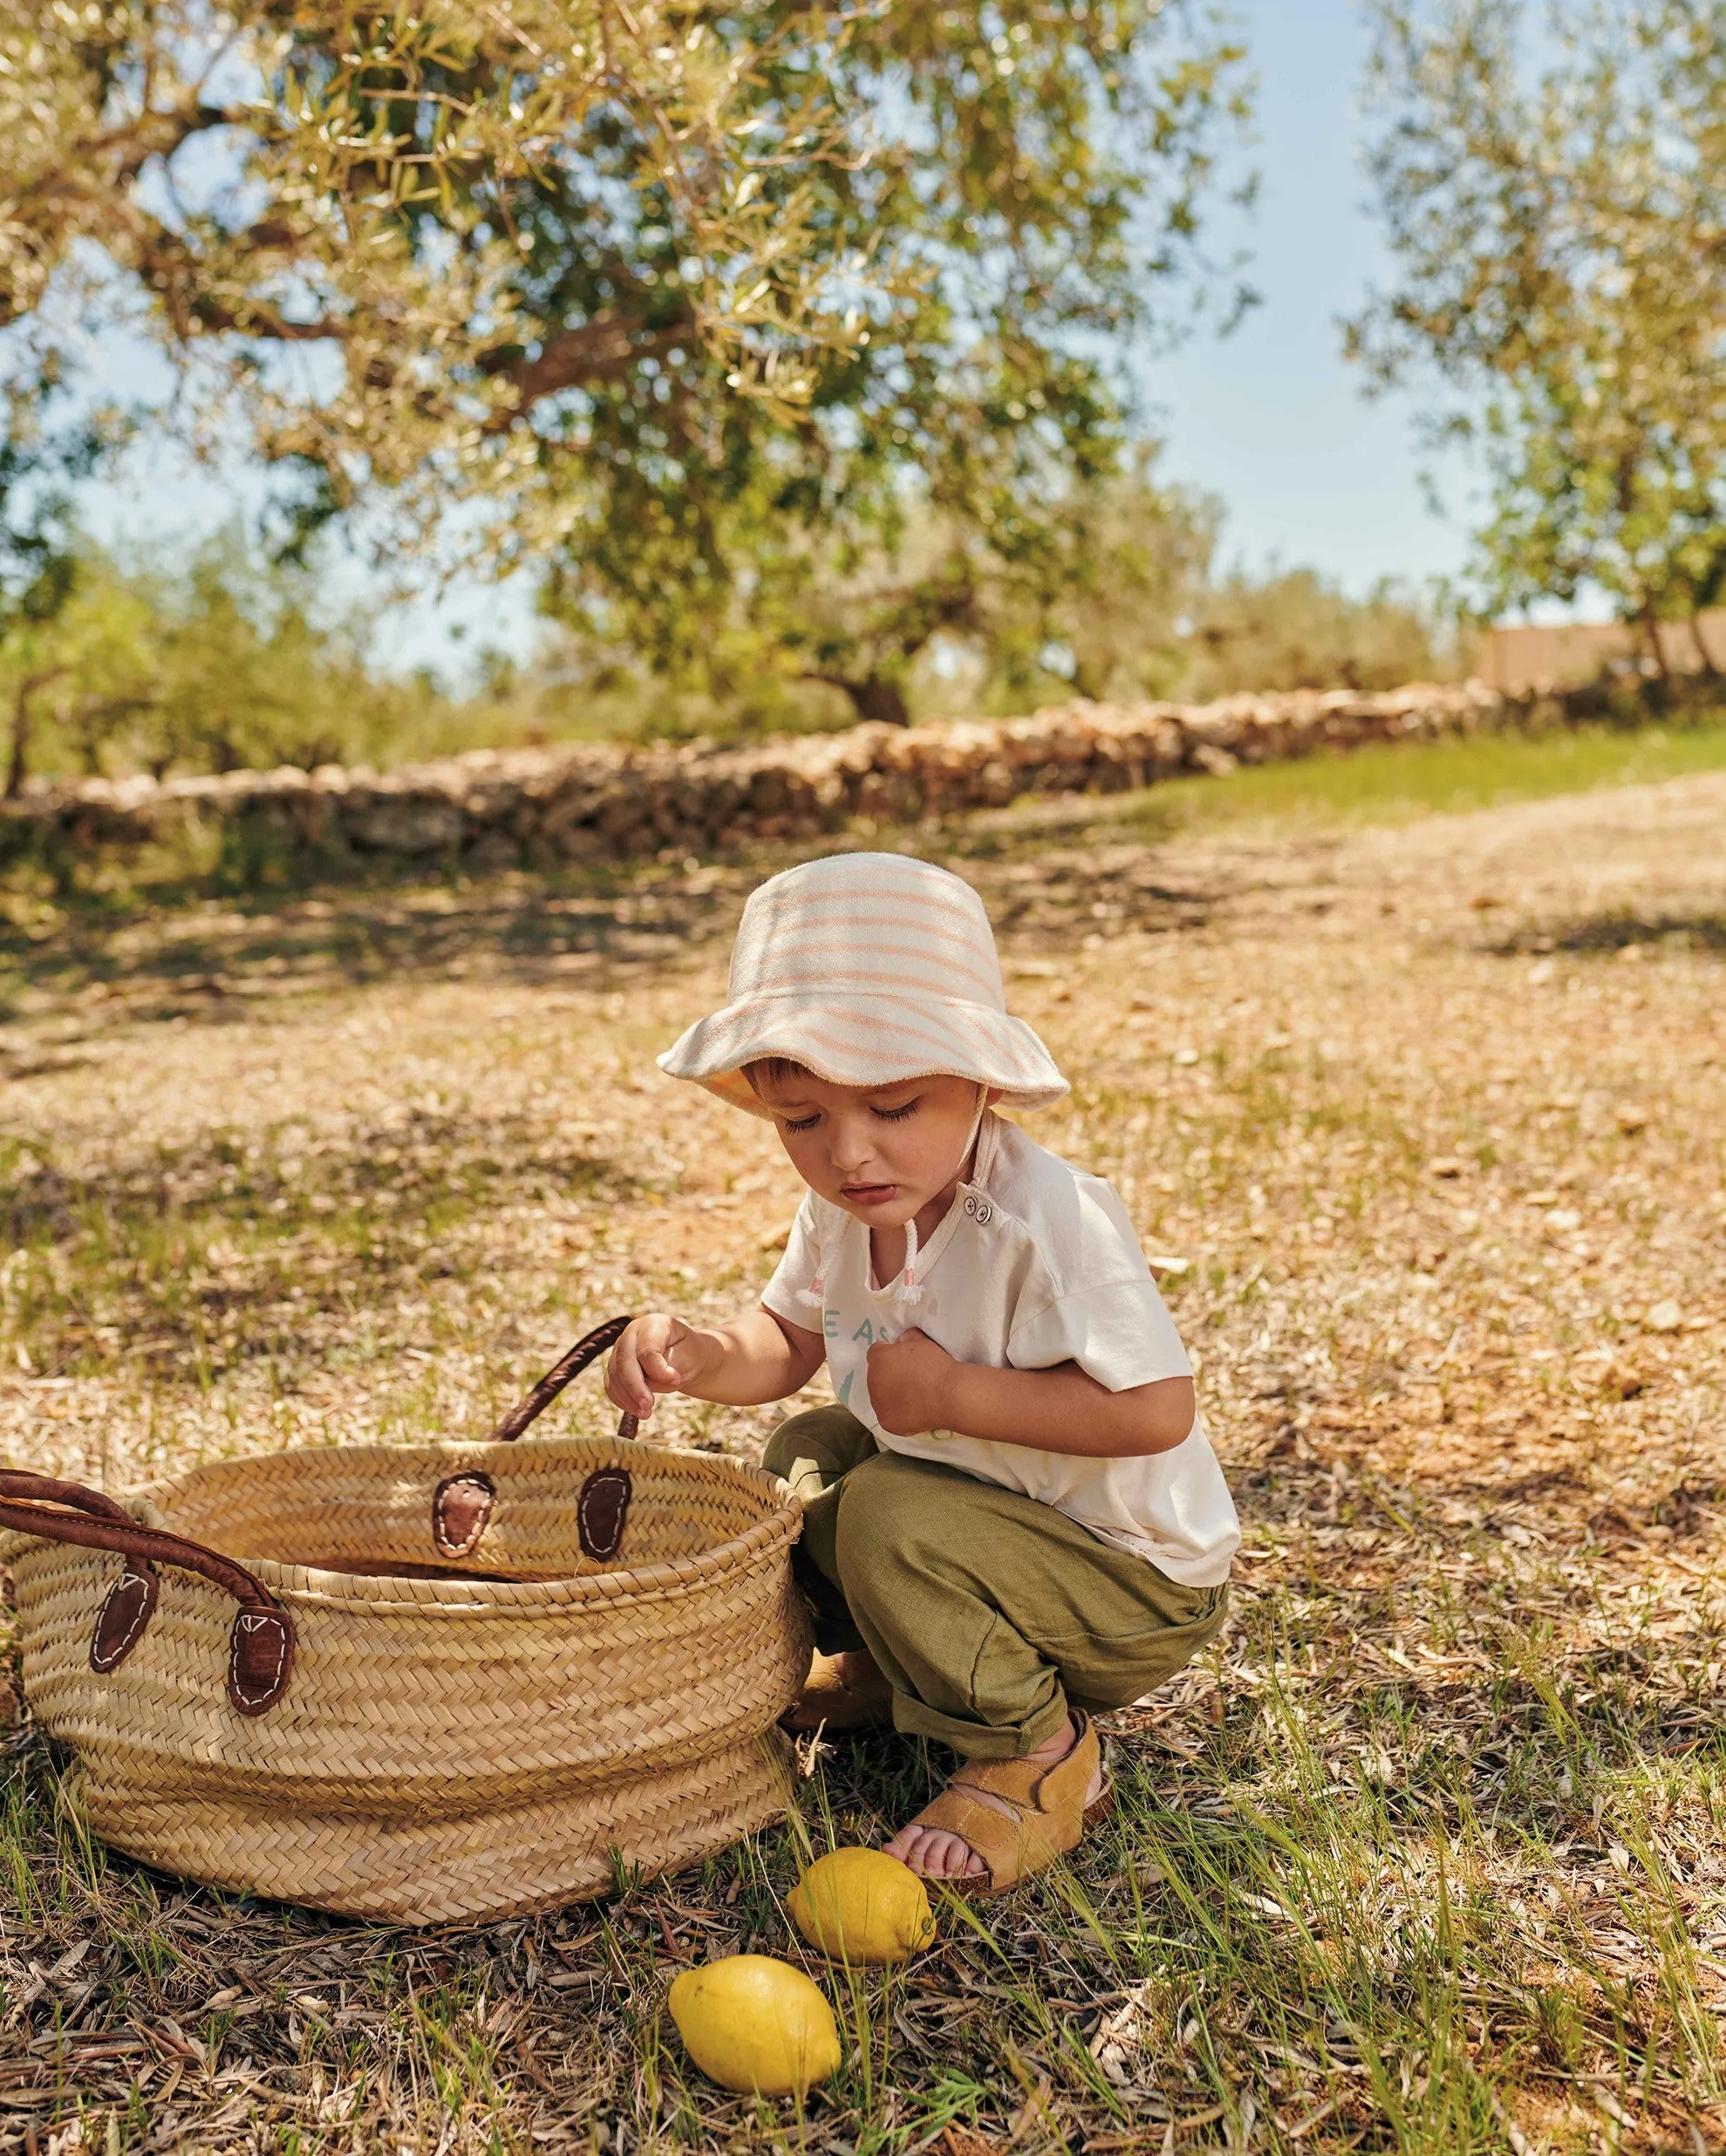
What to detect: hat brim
<box><xmin>658</xmin><ymin>990</ymin><xmax>1069</xmax><ymax>1120</ymax></box>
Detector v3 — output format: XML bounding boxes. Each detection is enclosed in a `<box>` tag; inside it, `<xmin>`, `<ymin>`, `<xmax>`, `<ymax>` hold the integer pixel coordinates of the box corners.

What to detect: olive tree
<box><xmin>1</xmin><ymin>2</ymin><xmax>1252</xmax><ymax>721</ymax></box>
<box><xmin>1351</xmin><ymin>0</ymin><xmax>1726</xmax><ymax>668</ymax></box>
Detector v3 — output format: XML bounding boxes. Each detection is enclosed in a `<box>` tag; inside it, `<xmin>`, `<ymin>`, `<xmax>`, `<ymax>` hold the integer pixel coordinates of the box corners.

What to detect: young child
<box><xmin>606</xmin><ymin>852</ymin><xmax>1238</xmax><ymax>1890</ymax></box>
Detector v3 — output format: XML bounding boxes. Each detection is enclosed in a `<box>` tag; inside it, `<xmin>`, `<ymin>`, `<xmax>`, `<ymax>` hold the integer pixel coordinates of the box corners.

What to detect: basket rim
<box><xmin>5</xmin><ymin>1436</ymin><xmax>802</xmax><ymax>1616</ymax></box>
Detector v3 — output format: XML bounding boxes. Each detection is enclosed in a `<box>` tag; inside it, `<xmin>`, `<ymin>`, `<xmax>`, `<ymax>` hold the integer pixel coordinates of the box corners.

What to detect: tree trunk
<box><xmin>851</xmin><ymin>675</ymin><xmax>911</xmax><ymax>727</ymax></box>
<box><xmin>1636</xmin><ymin>603</ymin><xmax>1672</xmax><ymax>686</ymax></box>
<box><xmin>5</xmin><ymin>683</ymin><xmax>24</xmax><ymax>800</ymax></box>
<box><xmin>6</xmin><ymin>667</ymin><xmax>67</xmax><ymax>799</ymax></box>
<box><xmin>1691</xmin><ymin>610</ymin><xmax>1725</xmax><ymax>679</ymax></box>
<box><xmin>802</xmin><ymin>672</ymin><xmax>911</xmax><ymax>727</ymax></box>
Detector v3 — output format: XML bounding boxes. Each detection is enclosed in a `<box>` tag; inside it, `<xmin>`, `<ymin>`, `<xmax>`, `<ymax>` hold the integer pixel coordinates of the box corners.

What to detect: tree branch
<box><xmin>130</xmin><ymin>228</ymin><xmax>349</xmax><ymax>345</ymax></box>
<box><xmin>479</xmin><ymin>312</ymin><xmax>695</xmax><ymax>428</ymax></box>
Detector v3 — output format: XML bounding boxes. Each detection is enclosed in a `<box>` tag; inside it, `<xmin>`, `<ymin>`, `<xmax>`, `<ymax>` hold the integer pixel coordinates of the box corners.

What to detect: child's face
<box><xmin>750</xmin><ymin>1067</ymin><xmax>995</xmax><ymax>1229</ymax></box>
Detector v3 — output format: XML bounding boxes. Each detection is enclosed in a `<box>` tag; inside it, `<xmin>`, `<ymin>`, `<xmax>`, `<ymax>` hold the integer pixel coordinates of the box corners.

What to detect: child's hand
<box><xmin>606</xmin><ymin>1314</ymin><xmax>720</xmax><ymax>1421</ymax></box>
<box><xmin>866</xmin><ymin>1328</ymin><xmax>958</xmax><ymax>1437</ymax></box>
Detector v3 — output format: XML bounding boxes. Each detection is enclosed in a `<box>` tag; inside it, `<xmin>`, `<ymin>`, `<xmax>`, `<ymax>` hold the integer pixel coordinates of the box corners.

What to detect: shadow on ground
<box><xmin>1491</xmin><ymin>909</ymin><xmax>1726</xmax><ymax>958</ymax></box>
<box><xmin>0</xmin><ymin>874</ymin><xmax>744</xmax><ymax>1032</ymax></box>
<box><xmin>1</xmin><ymin>842</ymin><xmax>1222</xmax><ymax>1038</ymax></box>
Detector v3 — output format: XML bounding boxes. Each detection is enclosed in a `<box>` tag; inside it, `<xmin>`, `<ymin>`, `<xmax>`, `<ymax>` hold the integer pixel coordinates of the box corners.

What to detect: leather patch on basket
<box><xmin>431</xmin><ymin>1471</ymin><xmax>495</xmax><ymax>1559</ymax></box>
<box><xmin>90</xmin><ymin>1560</ymin><xmax>157</xmax><ymax>1674</ymax></box>
<box><xmin>578</xmin><ymin>1467</ymin><xmax>631</xmax><ymax>1562</ymax></box>
<box><xmin>228</xmin><ymin>1607</ymin><xmax>294</xmax><ymax>1716</ymax></box>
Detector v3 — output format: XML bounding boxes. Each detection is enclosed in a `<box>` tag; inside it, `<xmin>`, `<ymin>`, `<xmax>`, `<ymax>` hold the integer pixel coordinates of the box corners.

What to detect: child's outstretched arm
<box><xmin>606</xmin><ymin>1308</ymin><xmax>824</xmax><ymax>1422</ymax></box>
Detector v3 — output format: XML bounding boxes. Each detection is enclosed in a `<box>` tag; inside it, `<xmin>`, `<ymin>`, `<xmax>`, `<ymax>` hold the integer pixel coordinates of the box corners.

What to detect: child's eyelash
<box><xmin>872</xmin><ymin>1101</ymin><xmax>919</xmax><ymax>1121</ymax></box>
<box><xmin>783</xmin><ymin>1112</ymin><xmax>822</xmax><ymax>1132</ymax></box>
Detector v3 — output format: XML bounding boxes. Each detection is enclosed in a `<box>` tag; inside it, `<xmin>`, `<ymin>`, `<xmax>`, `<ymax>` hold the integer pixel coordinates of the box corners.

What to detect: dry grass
<box><xmin>2</xmin><ymin>745</ymin><xmax>1724</xmax><ymax>2153</ymax></box>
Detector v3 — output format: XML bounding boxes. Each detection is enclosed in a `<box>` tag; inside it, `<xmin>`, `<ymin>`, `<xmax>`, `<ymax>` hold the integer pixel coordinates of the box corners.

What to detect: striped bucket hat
<box><xmin>658</xmin><ymin>853</ymin><xmax>1069</xmax><ymax>1118</ymax></box>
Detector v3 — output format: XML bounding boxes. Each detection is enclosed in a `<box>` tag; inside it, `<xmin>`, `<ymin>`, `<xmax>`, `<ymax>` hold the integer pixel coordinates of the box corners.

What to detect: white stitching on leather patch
<box><xmin>229</xmin><ymin>1609</ymin><xmax>290</xmax><ymax>1706</ymax></box>
<box><xmin>91</xmin><ymin>1565</ymin><xmax>153</xmax><ymax>1670</ymax></box>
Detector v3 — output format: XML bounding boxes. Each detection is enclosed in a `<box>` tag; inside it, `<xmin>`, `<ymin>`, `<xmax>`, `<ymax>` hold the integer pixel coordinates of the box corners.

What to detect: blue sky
<box><xmin>77</xmin><ymin>0</ymin><xmax>1481</xmax><ymax>681</ymax></box>
<box><xmin>1151</xmin><ymin>0</ymin><xmax>1475</xmax><ymax>590</ymax></box>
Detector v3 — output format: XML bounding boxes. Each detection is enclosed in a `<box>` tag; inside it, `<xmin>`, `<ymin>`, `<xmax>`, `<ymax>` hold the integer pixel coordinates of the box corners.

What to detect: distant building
<box><xmin>1475</xmin><ymin>613</ymin><xmax>1726</xmax><ymax>693</ymax></box>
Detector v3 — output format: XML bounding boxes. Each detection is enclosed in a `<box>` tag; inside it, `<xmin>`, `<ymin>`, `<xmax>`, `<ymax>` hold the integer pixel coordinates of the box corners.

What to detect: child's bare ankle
<box><xmin>1023</xmin><ymin>1713</ymin><xmax>1079</xmax><ymax>1764</ymax></box>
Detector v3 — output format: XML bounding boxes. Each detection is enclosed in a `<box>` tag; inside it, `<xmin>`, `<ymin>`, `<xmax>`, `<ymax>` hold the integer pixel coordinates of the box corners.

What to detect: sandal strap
<box><xmin>948</xmin><ymin>1709</ymin><xmax>1097</xmax><ymax>1816</ymax></box>
<box><xmin>947</xmin><ymin>1756</ymin><xmax>1046</xmax><ymax>1809</ymax></box>
<box><xmin>904</xmin><ymin>1712</ymin><xmax>1101</xmax><ymax>1894</ymax></box>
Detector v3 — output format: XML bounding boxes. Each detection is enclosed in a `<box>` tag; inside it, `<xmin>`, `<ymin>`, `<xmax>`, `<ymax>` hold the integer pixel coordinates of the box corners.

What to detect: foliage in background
<box><xmin>1353</xmin><ymin>0</ymin><xmax>1726</xmax><ymax>665</ymax></box>
<box><xmin>3</xmin><ymin>1</ymin><xmax>1253</xmax><ymax>728</ymax></box>
<box><xmin>0</xmin><ymin>540</ymin><xmax>469</xmax><ymax>786</ymax></box>
<box><xmin>551</xmin><ymin>450</ymin><xmax>1230</xmax><ymax>733</ymax></box>
<box><xmin>1179</xmin><ymin>566</ymin><xmax>1451</xmax><ymax>699</ymax></box>
<box><xmin>0</xmin><ymin>361</ymin><xmax>112</xmax><ymax>795</ymax></box>
<box><xmin>1</xmin><ymin>515</ymin><xmax>1456</xmax><ymax>785</ymax></box>
<box><xmin>548</xmin><ymin>467</ymin><xmax>1455</xmax><ymax>739</ymax></box>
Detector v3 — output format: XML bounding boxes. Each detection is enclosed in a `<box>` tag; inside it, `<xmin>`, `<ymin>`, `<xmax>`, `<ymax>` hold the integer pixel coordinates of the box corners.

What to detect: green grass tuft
<box><xmin>1122</xmin><ymin>714</ymin><xmax>1726</xmax><ymax>836</ymax></box>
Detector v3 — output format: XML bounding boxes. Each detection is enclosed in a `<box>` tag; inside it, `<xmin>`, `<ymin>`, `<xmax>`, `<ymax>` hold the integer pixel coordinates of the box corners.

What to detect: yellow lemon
<box><xmin>787</xmin><ymin>1847</ymin><xmax>937</xmax><ymax>1965</ymax></box>
<box><xmin>667</xmin><ymin>1955</ymin><xmax>841</xmax><ymax>2096</ymax></box>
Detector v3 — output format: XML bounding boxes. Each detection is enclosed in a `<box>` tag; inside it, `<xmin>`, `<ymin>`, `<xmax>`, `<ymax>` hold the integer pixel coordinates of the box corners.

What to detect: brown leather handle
<box><xmin>431</xmin><ymin>1315</ymin><xmax>641</xmax><ymax>1559</ymax></box>
<box><xmin>0</xmin><ymin>1470</ymin><xmax>138</xmax><ymax>1525</ymax></box>
<box><xmin>485</xmin><ymin>1313</ymin><xmax>640</xmax><ymax>1443</ymax></box>
<box><xmin>0</xmin><ymin>1471</ymin><xmax>294</xmax><ymax>1715</ymax></box>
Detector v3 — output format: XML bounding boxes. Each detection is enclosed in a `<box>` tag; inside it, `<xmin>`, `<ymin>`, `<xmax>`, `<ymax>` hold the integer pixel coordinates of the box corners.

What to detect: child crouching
<box><xmin>606</xmin><ymin>853</ymin><xmax>1238</xmax><ymax>1890</ymax></box>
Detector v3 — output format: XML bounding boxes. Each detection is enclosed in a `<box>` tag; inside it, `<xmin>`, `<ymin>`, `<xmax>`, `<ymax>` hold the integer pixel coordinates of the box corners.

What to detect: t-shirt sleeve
<box><xmin>761</xmin><ymin>1193</ymin><xmax>825</xmax><ymax>1334</ymax></box>
<box><xmin>1006</xmin><ymin>1274</ymin><xmax>1192</xmax><ymax>1391</ymax></box>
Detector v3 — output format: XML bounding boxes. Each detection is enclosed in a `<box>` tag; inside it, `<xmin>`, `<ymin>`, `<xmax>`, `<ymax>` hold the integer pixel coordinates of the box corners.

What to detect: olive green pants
<box><xmin>762</xmin><ymin>1405</ymin><xmax>1229</xmax><ymax>1760</ymax></box>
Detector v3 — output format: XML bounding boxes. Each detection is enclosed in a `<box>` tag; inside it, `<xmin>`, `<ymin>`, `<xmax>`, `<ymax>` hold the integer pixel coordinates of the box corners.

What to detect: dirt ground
<box><xmin>1</xmin><ymin>768</ymin><xmax>1723</xmax><ymax>2153</ymax></box>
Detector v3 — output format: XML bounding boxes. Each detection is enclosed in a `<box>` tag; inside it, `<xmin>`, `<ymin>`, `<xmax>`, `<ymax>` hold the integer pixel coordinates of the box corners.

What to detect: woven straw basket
<box><xmin>0</xmin><ymin>1319</ymin><xmax>813</xmax><ymax>1925</ymax></box>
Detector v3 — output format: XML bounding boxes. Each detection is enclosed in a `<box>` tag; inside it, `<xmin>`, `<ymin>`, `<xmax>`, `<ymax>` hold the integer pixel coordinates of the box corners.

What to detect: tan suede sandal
<box><xmin>781</xmin><ymin>1650</ymin><xmax>896</xmax><ymax>1734</ymax></box>
<box><xmin>900</xmin><ymin>1710</ymin><xmax>1114</xmax><ymax>1895</ymax></box>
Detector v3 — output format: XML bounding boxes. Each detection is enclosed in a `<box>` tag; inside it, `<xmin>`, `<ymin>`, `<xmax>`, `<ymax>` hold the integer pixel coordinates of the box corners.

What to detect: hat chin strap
<box><xmin>881</xmin><ymin>1083</ymin><xmax>992</xmax><ymax>1323</ymax></box>
<box><xmin>798</xmin><ymin>1084</ymin><xmax>993</xmax><ymax>1327</ymax></box>
<box><xmin>959</xmin><ymin>1081</ymin><xmax>991</xmax><ymax>1177</ymax></box>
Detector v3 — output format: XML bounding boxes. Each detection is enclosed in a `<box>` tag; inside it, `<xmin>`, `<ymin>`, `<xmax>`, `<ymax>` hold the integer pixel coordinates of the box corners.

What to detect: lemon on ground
<box><xmin>787</xmin><ymin>1847</ymin><xmax>937</xmax><ymax>1965</ymax></box>
<box><xmin>666</xmin><ymin>1955</ymin><xmax>841</xmax><ymax>2096</ymax></box>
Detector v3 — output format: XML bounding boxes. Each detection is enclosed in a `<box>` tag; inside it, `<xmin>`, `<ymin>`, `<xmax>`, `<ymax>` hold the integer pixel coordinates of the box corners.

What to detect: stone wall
<box><xmin>0</xmin><ymin>679</ymin><xmax>1521</xmax><ymax>874</ymax></box>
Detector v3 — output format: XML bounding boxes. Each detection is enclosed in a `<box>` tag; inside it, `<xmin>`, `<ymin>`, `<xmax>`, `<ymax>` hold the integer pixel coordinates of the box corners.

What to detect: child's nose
<box><xmin>829</xmin><ymin>1119</ymin><xmax>875</xmax><ymax>1170</ymax></box>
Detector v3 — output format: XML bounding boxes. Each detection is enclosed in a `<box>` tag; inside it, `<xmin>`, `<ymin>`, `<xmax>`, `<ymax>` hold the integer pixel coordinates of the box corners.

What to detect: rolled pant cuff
<box><xmin>890</xmin><ymin>1688</ymin><xmax>1072</xmax><ymax>1761</ymax></box>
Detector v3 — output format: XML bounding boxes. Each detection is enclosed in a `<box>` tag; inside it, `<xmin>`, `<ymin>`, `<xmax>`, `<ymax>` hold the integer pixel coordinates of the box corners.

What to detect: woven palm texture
<box><xmin>3</xmin><ymin>1414</ymin><xmax>812</xmax><ymax>1924</ymax></box>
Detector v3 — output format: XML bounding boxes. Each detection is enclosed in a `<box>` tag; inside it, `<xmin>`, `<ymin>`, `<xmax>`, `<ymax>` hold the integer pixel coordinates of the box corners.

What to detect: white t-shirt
<box><xmin>762</xmin><ymin>1115</ymin><xmax>1240</xmax><ymax>1587</ymax></box>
